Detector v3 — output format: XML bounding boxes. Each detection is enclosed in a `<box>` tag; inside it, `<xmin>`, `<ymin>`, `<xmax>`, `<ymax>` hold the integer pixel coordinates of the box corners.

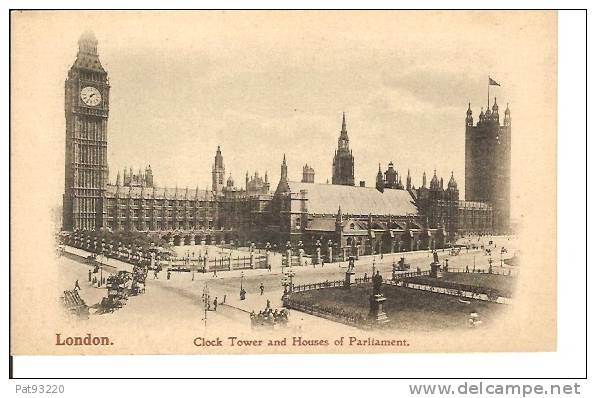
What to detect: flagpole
<box><xmin>487</xmin><ymin>76</ymin><xmax>490</xmax><ymax>109</ymax></box>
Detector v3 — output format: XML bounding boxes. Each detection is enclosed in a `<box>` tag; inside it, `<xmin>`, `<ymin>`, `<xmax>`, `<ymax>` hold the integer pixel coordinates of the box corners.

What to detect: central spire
<box><xmin>338</xmin><ymin>112</ymin><xmax>350</xmax><ymax>151</ymax></box>
<box><xmin>332</xmin><ymin>112</ymin><xmax>355</xmax><ymax>186</ymax></box>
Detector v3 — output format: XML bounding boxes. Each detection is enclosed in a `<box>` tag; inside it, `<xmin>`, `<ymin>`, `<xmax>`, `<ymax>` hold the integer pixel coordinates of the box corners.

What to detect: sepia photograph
<box><xmin>9</xmin><ymin>10</ymin><xmax>559</xmax><ymax>359</ymax></box>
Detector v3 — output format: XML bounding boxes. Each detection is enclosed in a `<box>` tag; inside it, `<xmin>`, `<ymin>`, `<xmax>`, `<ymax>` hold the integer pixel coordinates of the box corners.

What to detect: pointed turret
<box><xmin>430</xmin><ymin>170</ymin><xmax>440</xmax><ymax>190</ymax></box>
<box><xmin>116</xmin><ymin>170</ymin><xmax>121</xmax><ymax>186</ymax></box>
<box><xmin>336</xmin><ymin>206</ymin><xmax>343</xmax><ymax>224</ymax></box>
<box><xmin>466</xmin><ymin>102</ymin><xmax>474</xmax><ymax>126</ymax></box>
<box><xmin>448</xmin><ymin>171</ymin><xmax>458</xmax><ymax>190</ymax></box>
<box><xmin>406</xmin><ymin>169</ymin><xmax>412</xmax><ymax>190</ymax></box>
<box><xmin>280</xmin><ymin>154</ymin><xmax>288</xmax><ymax>181</ymax></box>
<box><xmin>422</xmin><ymin>171</ymin><xmax>427</xmax><ymax>188</ymax></box>
<box><xmin>504</xmin><ymin>103</ymin><xmax>511</xmax><ymax>126</ymax></box>
<box><xmin>376</xmin><ymin>163</ymin><xmax>384</xmax><ymax>192</ymax></box>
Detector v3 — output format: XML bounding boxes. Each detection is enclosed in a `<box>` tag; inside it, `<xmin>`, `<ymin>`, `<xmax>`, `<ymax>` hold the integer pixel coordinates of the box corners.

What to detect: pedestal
<box><xmin>430</xmin><ymin>262</ymin><xmax>439</xmax><ymax>278</ymax></box>
<box><xmin>344</xmin><ymin>270</ymin><xmax>355</xmax><ymax>289</ymax></box>
<box><xmin>368</xmin><ymin>294</ymin><xmax>389</xmax><ymax>325</ymax></box>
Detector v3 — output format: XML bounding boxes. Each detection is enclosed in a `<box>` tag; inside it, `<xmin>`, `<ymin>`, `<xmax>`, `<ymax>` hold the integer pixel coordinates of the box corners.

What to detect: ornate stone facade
<box><xmin>63</xmin><ymin>31</ymin><xmax>110</xmax><ymax>231</ymax></box>
<box><xmin>465</xmin><ymin>100</ymin><xmax>511</xmax><ymax>234</ymax></box>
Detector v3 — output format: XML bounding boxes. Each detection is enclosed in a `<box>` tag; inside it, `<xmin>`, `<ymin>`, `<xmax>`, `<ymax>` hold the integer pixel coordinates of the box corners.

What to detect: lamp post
<box><xmin>372</xmin><ymin>255</ymin><xmax>376</xmax><ymax>276</ymax></box>
<box><xmin>239</xmin><ymin>271</ymin><xmax>246</xmax><ymax>300</ymax></box>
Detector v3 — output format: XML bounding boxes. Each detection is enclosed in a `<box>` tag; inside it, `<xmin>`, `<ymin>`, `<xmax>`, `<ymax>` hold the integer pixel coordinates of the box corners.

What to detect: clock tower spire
<box><xmin>63</xmin><ymin>31</ymin><xmax>110</xmax><ymax>231</ymax></box>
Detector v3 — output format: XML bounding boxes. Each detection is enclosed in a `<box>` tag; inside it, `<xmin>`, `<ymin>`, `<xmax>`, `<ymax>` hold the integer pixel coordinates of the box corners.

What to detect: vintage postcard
<box><xmin>10</xmin><ymin>10</ymin><xmax>557</xmax><ymax>356</ymax></box>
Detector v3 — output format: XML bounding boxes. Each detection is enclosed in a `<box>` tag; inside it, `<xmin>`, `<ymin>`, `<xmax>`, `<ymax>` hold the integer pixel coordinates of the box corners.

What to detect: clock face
<box><xmin>80</xmin><ymin>86</ymin><xmax>102</xmax><ymax>107</ymax></box>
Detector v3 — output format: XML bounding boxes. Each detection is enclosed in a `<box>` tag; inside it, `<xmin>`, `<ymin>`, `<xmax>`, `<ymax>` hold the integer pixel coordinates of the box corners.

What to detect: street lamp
<box><xmin>240</xmin><ymin>271</ymin><xmax>246</xmax><ymax>300</ymax></box>
<box><xmin>372</xmin><ymin>255</ymin><xmax>376</xmax><ymax>276</ymax></box>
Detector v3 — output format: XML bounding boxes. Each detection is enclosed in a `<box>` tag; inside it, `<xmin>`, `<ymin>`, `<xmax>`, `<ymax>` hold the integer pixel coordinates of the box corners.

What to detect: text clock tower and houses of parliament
<box><xmin>63</xmin><ymin>31</ymin><xmax>110</xmax><ymax>231</ymax></box>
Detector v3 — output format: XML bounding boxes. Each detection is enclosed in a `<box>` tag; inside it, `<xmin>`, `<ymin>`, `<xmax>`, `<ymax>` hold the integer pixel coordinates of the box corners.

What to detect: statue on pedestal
<box><xmin>369</xmin><ymin>270</ymin><xmax>389</xmax><ymax>326</ymax></box>
<box><xmin>344</xmin><ymin>256</ymin><xmax>356</xmax><ymax>289</ymax></box>
<box><xmin>372</xmin><ymin>270</ymin><xmax>383</xmax><ymax>295</ymax></box>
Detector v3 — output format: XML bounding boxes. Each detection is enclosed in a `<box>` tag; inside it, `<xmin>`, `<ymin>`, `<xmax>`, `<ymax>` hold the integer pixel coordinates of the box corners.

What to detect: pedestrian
<box><xmin>153</xmin><ymin>270</ymin><xmax>158</xmax><ymax>279</ymax></box>
<box><xmin>268</xmin><ymin>262</ymin><xmax>271</xmax><ymax>272</ymax></box>
<box><xmin>223</xmin><ymin>294</ymin><xmax>226</xmax><ymax>304</ymax></box>
<box><xmin>364</xmin><ymin>272</ymin><xmax>368</xmax><ymax>282</ymax></box>
<box><xmin>260</xmin><ymin>283</ymin><xmax>264</xmax><ymax>296</ymax></box>
<box><xmin>74</xmin><ymin>279</ymin><xmax>81</xmax><ymax>291</ymax></box>
<box><xmin>266</xmin><ymin>299</ymin><xmax>271</xmax><ymax>309</ymax></box>
<box><xmin>88</xmin><ymin>269</ymin><xmax>92</xmax><ymax>282</ymax></box>
<box><xmin>213</xmin><ymin>297</ymin><xmax>218</xmax><ymax>311</ymax></box>
<box><xmin>167</xmin><ymin>270</ymin><xmax>171</xmax><ymax>280</ymax></box>
<box><xmin>213</xmin><ymin>267</ymin><xmax>217</xmax><ymax>278</ymax></box>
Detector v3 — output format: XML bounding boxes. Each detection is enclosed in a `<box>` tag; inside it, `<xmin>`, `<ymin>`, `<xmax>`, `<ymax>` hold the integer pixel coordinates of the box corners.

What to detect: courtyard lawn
<box><xmin>293</xmin><ymin>284</ymin><xmax>506</xmax><ymax>331</ymax></box>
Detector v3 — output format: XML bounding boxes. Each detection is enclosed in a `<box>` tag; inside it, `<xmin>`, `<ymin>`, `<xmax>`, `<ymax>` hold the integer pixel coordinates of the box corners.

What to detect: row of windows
<box><xmin>107</xmin><ymin>211</ymin><xmax>212</xmax><ymax>218</ymax></box>
<box><xmin>106</xmin><ymin>199</ymin><xmax>216</xmax><ymax>208</ymax></box>
<box><xmin>107</xmin><ymin>221</ymin><xmax>213</xmax><ymax>230</ymax></box>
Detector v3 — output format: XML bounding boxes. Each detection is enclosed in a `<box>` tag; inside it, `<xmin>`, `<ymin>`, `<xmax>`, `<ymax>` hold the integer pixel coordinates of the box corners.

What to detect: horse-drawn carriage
<box><xmin>450</xmin><ymin>247</ymin><xmax>462</xmax><ymax>256</ymax></box>
<box><xmin>396</xmin><ymin>257</ymin><xmax>410</xmax><ymax>271</ymax></box>
<box><xmin>98</xmin><ymin>271</ymin><xmax>131</xmax><ymax>313</ymax></box>
<box><xmin>250</xmin><ymin>308</ymin><xmax>289</xmax><ymax>329</ymax></box>
<box><xmin>129</xmin><ymin>265</ymin><xmax>147</xmax><ymax>296</ymax></box>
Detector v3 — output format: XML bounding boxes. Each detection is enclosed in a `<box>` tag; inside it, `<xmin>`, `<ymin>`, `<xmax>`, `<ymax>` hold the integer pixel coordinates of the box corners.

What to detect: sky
<box><xmin>11</xmin><ymin>11</ymin><xmax>557</xmax><ymax>218</ymax></box>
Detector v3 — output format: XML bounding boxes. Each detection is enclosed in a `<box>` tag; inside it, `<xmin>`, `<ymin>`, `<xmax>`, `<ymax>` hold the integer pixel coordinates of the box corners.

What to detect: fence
<box><xmin>445</xmin><ymin>267</ymin><xmax>518</xmax><ymax>277</ymax></box>
<box><xmin>291</xmin><ymin>279</ymin><xmax>346</xmax><ymax>293</ymax></box>
<box><xmin>283</xmin><ymin>296</ymin><xmax>369</xmax><ymax>329</ymax></box>
<box><xmin>393</xmin><ymin>280</ymin><xmax>511</xmax><ymax>304</ymax></box>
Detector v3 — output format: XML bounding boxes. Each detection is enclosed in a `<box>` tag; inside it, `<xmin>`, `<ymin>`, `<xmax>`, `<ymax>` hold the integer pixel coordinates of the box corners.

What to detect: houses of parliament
<box><xmin>63</xmin><ymin>32</ymin><xmax>510</xmax><ymax>251</ymax></box>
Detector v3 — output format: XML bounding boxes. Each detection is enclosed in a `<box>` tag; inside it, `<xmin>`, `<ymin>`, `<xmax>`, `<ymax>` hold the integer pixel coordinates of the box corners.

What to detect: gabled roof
<box><xmin>284</xmin><ymin>181</ymin><xmax>418</xmax><ymax>216</ymax></box>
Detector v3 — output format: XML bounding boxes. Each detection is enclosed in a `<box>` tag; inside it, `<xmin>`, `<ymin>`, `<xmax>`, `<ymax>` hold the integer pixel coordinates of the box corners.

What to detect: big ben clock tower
<box><xmin>63</xmin><ymin>31</ymin><xmax>110</xmax><ymax>231</ymax></box>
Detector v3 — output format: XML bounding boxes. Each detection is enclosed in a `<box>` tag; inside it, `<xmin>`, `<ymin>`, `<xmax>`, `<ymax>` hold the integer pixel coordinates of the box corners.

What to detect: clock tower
<box><xmin>63</xmin><ymin>31</ymin><xmax>110</xmax><ymax>231</ymax></box>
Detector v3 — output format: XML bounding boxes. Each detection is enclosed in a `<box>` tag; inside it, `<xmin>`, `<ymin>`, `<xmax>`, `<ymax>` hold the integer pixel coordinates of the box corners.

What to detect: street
<box><xmin>57</xmin><ymin>235</ymin><xmax>517</xmax><ymax>332</ymax></box>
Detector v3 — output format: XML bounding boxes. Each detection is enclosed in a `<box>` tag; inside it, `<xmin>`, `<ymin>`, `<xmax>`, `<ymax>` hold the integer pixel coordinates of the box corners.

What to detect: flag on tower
<box><xmin>488</xmin><ymin>76</ymin><xmax>501</xmax><ymax>86</ymax></box>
